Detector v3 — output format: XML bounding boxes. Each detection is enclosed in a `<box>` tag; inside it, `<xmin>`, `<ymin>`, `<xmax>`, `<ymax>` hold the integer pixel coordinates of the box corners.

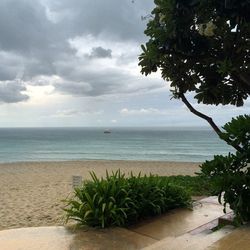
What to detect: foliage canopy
<box><xmin>139</xmin><ymin>0</ymin><xmax>250</xmax><ymax>106</ymax></box>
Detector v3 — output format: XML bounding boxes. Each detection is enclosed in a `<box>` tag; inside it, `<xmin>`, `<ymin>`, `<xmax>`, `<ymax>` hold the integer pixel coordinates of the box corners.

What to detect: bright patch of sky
<box><xmin>0</xmin><ymin>0</ymin><xmax>248</xmax><ymax>127</ymax></box>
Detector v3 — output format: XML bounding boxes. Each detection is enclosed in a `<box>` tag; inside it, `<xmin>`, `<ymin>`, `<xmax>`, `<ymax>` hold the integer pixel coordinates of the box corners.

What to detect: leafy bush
<box><xmin>164</xmin><ymin>175</ymin><xmax>215</xmax><ymax>196</ymax></box>
<box><xmin>64</xmin><ymin>171</ymin><xmax>191</xmax><ymax>228</ymax></box>
<box><xmin>200</xmin><ymin>115</ymin><xmax>250</xmax><ymax>223</ymax></box>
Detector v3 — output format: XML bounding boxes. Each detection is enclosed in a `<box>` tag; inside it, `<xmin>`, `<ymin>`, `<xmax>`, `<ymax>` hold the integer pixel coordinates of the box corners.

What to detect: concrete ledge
<box><xmin>0</xmin><ymin>226</ymin><xmax>156</xmax><ymax>250</ymax></box>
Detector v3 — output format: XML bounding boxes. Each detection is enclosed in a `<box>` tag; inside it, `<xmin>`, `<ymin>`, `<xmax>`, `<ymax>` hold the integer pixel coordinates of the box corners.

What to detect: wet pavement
<box><xmin>0</xmin><ymin>196</ymin><xmax>249</xmax><ymax>250</ymax></box>
<box><xmin>207</xmin><ymin>225</ymin><xmax>250</xmax><ymax>250</ymax></box>
<box><xmin>0</xmin><ymin>226</ymin><xmax>156</xmax><ymax>250</ymax></box>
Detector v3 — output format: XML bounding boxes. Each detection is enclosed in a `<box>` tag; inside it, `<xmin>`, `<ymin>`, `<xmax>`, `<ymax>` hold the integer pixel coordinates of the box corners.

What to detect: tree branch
<box><xmin>179</xmin><ymin>93</ymin><xmax>222</xmax><ymax>135</ymax></box>
<box><xmin>179</xmin><ymin>92</ymin><xmax>243</xmax><ymax>152</ymax></box>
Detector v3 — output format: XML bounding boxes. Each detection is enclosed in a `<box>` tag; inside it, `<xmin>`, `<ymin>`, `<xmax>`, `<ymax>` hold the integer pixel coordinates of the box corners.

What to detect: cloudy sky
<box><xmin>0</xmin><ymin>0</ymin><xmax>248</xmax><ymax>127</ymax></box>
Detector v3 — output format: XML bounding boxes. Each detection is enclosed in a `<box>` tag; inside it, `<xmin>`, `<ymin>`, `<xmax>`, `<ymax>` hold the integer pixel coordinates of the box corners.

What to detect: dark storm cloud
<box><xmin>0</xmin><ymin>51</ymin><xmax>24</xmax><ymax>81</ymax></box>
<box><xmin>45</xmin><ymin>0</ymin><xmax>154</xmax><ymax>41</ymax></box>
<box><xmin>0</xmin><ymin>0</ymin><xmax>73</xmax><ymax>77</ymax></box>
<box><xmin>0</xmin><ymin>0</ymin><xmax>156</xmax><ymax>103</ymax></box>
<box><xmin>0</xmin><ymin>0</ymin><xmax>67</xmax><ymax>57</ymax></box>
<box><xmin>0</xmin><ymin>80</ymin><xmax>29</xmax><ymax>103</ymax></box>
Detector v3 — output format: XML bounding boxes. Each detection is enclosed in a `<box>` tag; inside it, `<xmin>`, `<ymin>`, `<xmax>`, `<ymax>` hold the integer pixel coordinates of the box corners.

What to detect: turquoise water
<box><xmin>0</xmin><ymin>127</ymin><xmax>233</xmax><ymax>163</ymax></box>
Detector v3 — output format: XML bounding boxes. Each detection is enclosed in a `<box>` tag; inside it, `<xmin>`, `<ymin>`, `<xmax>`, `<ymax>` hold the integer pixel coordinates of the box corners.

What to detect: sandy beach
<box><xmin>0</xmin><ymin>160</ymin><xmax>200</xmax><ymax>231</ymax></box>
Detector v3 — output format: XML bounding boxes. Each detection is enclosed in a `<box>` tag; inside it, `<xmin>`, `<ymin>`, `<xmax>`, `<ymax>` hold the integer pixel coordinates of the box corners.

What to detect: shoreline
<box><xmin>0</xmin><ymin>159</ymin><xmax>202</xmax><ymax>164</ymax></box>
<box><xmin>0</xmin><ymin>159</ymin><xmax>203</xmax><ymax>165</ymax></box>
<box><xmin>0</xmin><ymin>160</ymin><xmax>201</xmax><ymax>231</ymax></box>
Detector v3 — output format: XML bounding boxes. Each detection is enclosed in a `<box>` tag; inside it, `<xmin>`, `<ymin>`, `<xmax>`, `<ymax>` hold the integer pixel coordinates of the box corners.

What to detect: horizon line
<box><xmin>0</xmin><ymin>125</ymin><xmax>216</xmax><ymax>129</ymax></box>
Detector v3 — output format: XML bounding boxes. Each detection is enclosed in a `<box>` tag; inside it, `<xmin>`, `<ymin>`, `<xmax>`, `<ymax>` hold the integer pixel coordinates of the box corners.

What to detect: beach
<box><xmin>0</xmin><ymin>160</ymin><xmax>200</xmax><ymax>231</ymax></box>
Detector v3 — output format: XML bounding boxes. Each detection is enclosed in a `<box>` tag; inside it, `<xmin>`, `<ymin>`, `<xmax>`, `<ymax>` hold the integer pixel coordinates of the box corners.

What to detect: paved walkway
<box><xmin>0</xmin><ymin>197</ymin><xmax>249</xmax><ymax>250</ymax></box>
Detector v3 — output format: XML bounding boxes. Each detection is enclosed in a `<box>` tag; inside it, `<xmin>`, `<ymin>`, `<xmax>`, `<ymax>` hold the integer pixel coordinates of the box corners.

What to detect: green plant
<box><xmin>200</xmin><ymin>115</ymin><xmax>250</xmax><ymax>223</ymax></box>
<box><xmin>139</xmin><ymin>0</ymin><xmax>250</xmax><ymax>223</ymax></box>
<box><xmin>164</xmin><ymin>175</ymin><xmax>215</xmax><ymax>196</ymax></box>
<box><xmin>64</xmin><ymin>171</ymin><xmax>136</xmax><ymax>228</ymax></box>
<box><xmin>64</xmin><ymin>170</ymin><xmax>191</xmax><ymax>228</ymax></box>
<box><xmin>127</xmin><ymin>174</ymin><xmax>191</xmax><ymax>218</ymax></box>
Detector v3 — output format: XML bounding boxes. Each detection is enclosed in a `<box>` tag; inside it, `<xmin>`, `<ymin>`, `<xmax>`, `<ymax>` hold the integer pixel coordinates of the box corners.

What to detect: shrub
<box><xmin>163</xmin><ymin>175</ymin><xmax>215</xmax><ymax>196</ymax></box>
<box><xmin>200</xmin><ymin>115</ymin><xmax>250</xmax><ymax>223</ymax></box>
<box><xmin>64</xmin><ymin>171</ymin><xmax>191</xmax><ymax>228</ymax></box>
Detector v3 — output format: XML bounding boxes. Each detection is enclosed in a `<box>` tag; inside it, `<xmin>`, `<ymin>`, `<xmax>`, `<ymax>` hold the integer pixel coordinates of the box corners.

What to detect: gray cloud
<box><xmin>90</xmin><ymin>47</ymin><xmax>112</xmax><ymax>58</ymax></box>
<box><xmin>43</xmin><ymin>0</ymin><xmax>154</xmax><ymax>41</ymax></box>
<box><xmin>0</xmin><ymin>0</ymin><xmax>48</xmax><ymax>53</ymax></box>
<box><xmin>0</xmin><ymin>80</ymin><xmax>29</xmax><ymax>103</ymax></box>
<box><xmin>0</xmin><ymin>0</ymin><xmax>156</xmax><ymax>103</ymax></box>
<box><xmin>54</xmin><ymin>80</ymin><xmax>93</xmax><ymax>96</ymax></box>
<box><xmin>53</xmin><ymin>61</ymin><xmax>163</xmax><ymax>97</ymax></box>
<box><xmin>0</xmin><ymin>51</ymin><xmax>24</xmax><ymax>81</ymax></box>
<box><xmin>0</xmin><ymin>0</ymin><xmax>74</xmax><ymax>79</ymax></box>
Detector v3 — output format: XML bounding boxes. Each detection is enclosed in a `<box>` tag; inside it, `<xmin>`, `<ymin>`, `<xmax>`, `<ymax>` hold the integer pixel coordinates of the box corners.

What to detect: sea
<box><xmin>0</xmin><ymin>127</ymin><xmax>234</xmax><ymax>163</ymax></box>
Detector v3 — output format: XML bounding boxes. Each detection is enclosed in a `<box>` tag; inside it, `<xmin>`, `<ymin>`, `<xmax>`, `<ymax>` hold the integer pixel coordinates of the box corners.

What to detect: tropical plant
<box><xmin>64</xmin><ymin>170</ymin><xmax>191</xmax><ymax>228</ymax></box>
<box><xmin>200</xmin><ymin>115</ymin><xmax>250</xmax><ymax>223</ymax></box>
<box><xmin>139</xmin><ymin>0</ymin><xmax>250</xmax><ymax>222</ymax></box>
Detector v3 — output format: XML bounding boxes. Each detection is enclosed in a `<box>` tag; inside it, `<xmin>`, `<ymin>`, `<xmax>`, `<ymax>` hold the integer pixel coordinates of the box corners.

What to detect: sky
<box><xmin>0</xmin><ymin>0</ymin><xmax>248</xmax><ymax>127</ymax></box>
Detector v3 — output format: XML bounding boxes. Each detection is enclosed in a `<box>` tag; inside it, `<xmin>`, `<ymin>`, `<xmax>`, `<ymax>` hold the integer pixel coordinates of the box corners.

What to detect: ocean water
<box><xmin>0</xmin><ymin>127</ymin><xmax>233</xmax><ymax>163</ymax></box>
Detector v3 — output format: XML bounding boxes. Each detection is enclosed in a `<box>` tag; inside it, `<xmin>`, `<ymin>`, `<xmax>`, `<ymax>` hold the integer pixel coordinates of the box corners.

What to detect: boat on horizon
<box><xmin>104</xmin><ymin>129</ymin><xmax>111</xmax><ymax>134</ymax></box>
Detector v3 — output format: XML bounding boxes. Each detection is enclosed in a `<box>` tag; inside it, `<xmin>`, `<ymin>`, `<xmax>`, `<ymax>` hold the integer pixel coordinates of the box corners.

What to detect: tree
<box><xmin>139</xmin><ymin>0</ymin><xmax>250</xmax><ymax>222</ymax></box>
<box><xmin>139</xmin><ymin>0</ymin><xmax>250</xmax><ymax>151</ymax></box>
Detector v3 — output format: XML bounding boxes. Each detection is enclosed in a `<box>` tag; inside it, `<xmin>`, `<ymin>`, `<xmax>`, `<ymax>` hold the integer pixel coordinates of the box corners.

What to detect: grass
<box><xmin>161</xmin><ymin>175</ymin><xmax>215</xmax><ymax>196</ymax></box>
